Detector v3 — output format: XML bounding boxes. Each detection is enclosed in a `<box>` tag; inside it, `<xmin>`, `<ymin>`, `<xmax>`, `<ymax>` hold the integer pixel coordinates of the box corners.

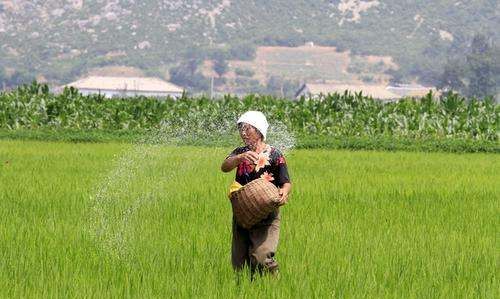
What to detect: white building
<box><xmin>386</xmin><ymin>83</ymin><xmax>436</xmax><ymax>97</ymax></box>
<box><xmin>65</xmin><ymin>76</ymin><xmax>184</xmax><ymax>99</ymax></box>
<box><xmin>295</xmin><ymin>83</ymin><xmax>401</xmax><ymax>100</ymax></box>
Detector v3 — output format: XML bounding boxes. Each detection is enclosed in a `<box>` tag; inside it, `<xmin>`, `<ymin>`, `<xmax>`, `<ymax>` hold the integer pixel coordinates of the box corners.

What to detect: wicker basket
<box><xmin>230</xmin><ymin>178</ymin><xmax>281</xmax><ymax>229</ymax></box>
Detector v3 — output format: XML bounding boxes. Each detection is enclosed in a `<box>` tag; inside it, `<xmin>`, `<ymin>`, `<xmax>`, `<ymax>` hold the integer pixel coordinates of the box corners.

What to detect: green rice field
<box><xmin>0</xmin><ymin>140</ymin><xmax>498</xmax><ymax>298</ymax></box>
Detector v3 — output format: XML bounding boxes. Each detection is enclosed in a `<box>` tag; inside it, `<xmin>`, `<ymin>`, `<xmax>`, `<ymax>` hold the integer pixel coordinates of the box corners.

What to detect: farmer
<box><xmin>221</xmin><ymin>111</ymin><xmax>291</xmax><ymax>276</ymax></box>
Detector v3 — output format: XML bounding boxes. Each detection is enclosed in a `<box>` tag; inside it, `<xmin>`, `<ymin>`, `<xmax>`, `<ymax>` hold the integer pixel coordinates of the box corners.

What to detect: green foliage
<box><xmin>1</xmin><ymin>129</ymin><xmax>497</xmax><ymax>153</ymax></box>
<box><xmin>213</xmin><ymin>58</ymin><xmax>228</xmax><ymax>78</ymax></box>
<box><xmin>229</xmin><ymin>43</ymin><xmax>257</xmax><ymax>61</ymax></box>
<box><xmin>0</xmin><ymin>141</ymin><xmax>498</xmax><ymax>297</ymax></box>
<box><xmin>466</xmin><ymin>34</ymin><xmax>499</xmax><ymax>98</ymax></box>
<box><xmin>265</xmin><ymin>76</ymin><xmax>302</xmax><ymax>99</ymax></box>
<box><xmin>0</xmin><ymin>70</ymin><xmax>35</xmax><ymax>89</ymax></box>
<box><xmin>438</xmin><ymin>33</ymin><xmax>500</xmax><ymax>98</ymax></box>
<box><xmin>169</xmin><ymin>60</ymin><xmax>209</xmax><ymax>92</ymax></box>
<box><xmin>258</xmin><ymin>35</ymin><xmax>306</xmax><ymax>47</ymax></box>
<box><xmin>0</xmin><ymin>82</ymin><xmax>498</xmax><ymax>152</ymax></box>
<box><xmin>1</xmin><ymin>1</ymin><xmax>498</xmax><ymax>86</ymax></box>
<box><xmin>0</xmin><ymin>67</ymin><xmax>5</xmax><ymax>84</ymax></box>
<box><xmin>234</xmin><ymin>68</ymin><xmax>255</xmax><ymax>77</ymax></box>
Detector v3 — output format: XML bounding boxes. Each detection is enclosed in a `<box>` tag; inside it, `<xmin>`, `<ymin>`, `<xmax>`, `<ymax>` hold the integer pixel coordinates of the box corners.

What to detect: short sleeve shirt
<box><xmin>227</xmin><ymin>145</ymin><xmax>290</xmax><ymax>188</ymax></box>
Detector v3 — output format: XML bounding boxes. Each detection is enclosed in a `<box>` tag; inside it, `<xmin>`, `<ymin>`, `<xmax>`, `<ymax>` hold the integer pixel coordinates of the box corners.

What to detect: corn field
<box><xmin>0</xmin><ymin>83</ymin><xmax>498</xmax><ymax>141</ymax></box>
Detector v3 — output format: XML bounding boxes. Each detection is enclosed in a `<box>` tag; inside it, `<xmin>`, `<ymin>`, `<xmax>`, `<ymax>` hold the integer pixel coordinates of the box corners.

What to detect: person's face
<box><xmin>238</xmin><ymin>123</ymin><xmax>262</xmax><ymax>147</ymax></box>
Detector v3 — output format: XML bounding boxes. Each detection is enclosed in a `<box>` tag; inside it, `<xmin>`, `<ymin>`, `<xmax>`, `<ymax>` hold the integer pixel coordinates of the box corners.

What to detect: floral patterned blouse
<box><xmin>227</xmin><ymin>145</ymin><xmax>290</xmax><ymax>188</ymax></box>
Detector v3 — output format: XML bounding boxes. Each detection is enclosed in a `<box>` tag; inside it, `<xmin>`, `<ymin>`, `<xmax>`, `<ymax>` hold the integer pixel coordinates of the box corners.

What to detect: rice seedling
<box><xmin>0</xmin><ymin>140</ymin><xmax>497</xmax><ymax>298</ymax></box>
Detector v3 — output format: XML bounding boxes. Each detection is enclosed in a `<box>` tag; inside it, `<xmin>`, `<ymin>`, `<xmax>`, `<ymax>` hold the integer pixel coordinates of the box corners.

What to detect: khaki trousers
<box><xmin>231</xmin><ymin>209</ymin><xmax>280</xmax><ymax>274</ymax></box>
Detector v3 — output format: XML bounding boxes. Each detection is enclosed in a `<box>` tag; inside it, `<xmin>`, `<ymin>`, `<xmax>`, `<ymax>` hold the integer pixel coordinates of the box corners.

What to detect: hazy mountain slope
<box><xmin>0</xmin><ymin>0</ymin><xmax>497</xmax><ymax>85</ymax></box>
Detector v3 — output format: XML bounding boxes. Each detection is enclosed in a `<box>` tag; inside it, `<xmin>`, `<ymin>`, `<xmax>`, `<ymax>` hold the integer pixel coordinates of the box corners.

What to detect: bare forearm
<box><xmin>221</xmin><ymin>155</ymin><xmax>241</xmax><ymax>172</ymax></box>
<box><xmin>221</xmin><ymin>151</ymin><xmax>259</xmax><ymax>172</ymax></box>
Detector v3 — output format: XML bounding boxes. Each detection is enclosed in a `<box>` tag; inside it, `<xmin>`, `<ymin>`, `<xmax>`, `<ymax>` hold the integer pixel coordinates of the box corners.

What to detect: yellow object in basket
<box><xmin>228</xmin><ymin>181</ymin><xmax>243</xmax><ymax>199</ymax></box>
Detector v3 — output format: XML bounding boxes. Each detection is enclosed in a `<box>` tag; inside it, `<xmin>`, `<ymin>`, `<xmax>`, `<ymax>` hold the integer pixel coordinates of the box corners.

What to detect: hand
<box><xmin>239</xmin><ymin>151</ymin><xmax>259</xmax><ymax>164</ymax></box>
<box><xmin>278</xmin><ymin>187</ymin><xmax>290</xmax><ymax>206</ymax></box>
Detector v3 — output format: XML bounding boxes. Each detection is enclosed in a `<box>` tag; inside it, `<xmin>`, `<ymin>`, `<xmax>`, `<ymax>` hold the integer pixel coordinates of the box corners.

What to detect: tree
<box><xmin>438</xmin><ymin>33</ymin><xmax>499</xmax><ymax>99</ymax></box>
<box><xmin>466</xmin><ymin>34</ymin><xmax>498</xmax><ymax>98</ymax></box>
<box><xmin>169</xmin><ymin>60</ymin><xmax>209</xmax><ymax>91</ymax></box>
<box><xmin>265</xmin><ymin>76</ymin><xmax>301</xmax><ymax>98</ymax></box>
<box><xmin>9</xmin><ymin>71</ymin><xmax>34</xmax><ymax>87</ymax></box>
<box><xmin>0</xmin><ymin>67</ymin><xmax>5</xmax><ymax>90</ymax></box>
<box><xmin>266</xmin><ymin>76</ymin><xmax>283</xmax><ymax>97</ymax></box>
<box><xmin>229</xmin><ymin>43</ymin><xmax>256</xmax><ymax>61</ymax></box>
<box><xmin>437</xmin><ymin>58</ymin><xmax>466</xmax><ymax>92</ymax></box>
<box><xmin>213</xmin><ymin>58</ymin><xmax>228</xmax><ymax>78</ymax></box>
<box><xmin>0</xmin><ymin>69</ymin><xmax>35</xmax><ymax>89</ymax></box>
<box><xmin>386</xmin><ymin>69</ymin><xmax>404</xmax><ymax>84</ymax></box>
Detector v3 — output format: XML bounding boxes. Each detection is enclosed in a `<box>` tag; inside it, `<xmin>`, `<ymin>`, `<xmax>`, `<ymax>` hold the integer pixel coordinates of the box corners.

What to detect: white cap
<box><xmin>237</xmin><ymin>111</ymin><xmax>269</xmax><ymax>141</ymax></box>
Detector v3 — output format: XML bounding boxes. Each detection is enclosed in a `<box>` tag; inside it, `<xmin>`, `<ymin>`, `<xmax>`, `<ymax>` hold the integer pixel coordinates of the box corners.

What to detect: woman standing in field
<box><xmin>221</xmin><ymin>111</ymin><xmax>292</xmax><ymax>276</ymax></box>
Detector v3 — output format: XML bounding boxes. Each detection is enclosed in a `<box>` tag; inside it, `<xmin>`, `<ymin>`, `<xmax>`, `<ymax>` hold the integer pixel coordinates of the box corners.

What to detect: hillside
<box><xmin>0</xmin><ymin>0</ymin><xmax>498</xmax><ymax>91</ymax></box>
